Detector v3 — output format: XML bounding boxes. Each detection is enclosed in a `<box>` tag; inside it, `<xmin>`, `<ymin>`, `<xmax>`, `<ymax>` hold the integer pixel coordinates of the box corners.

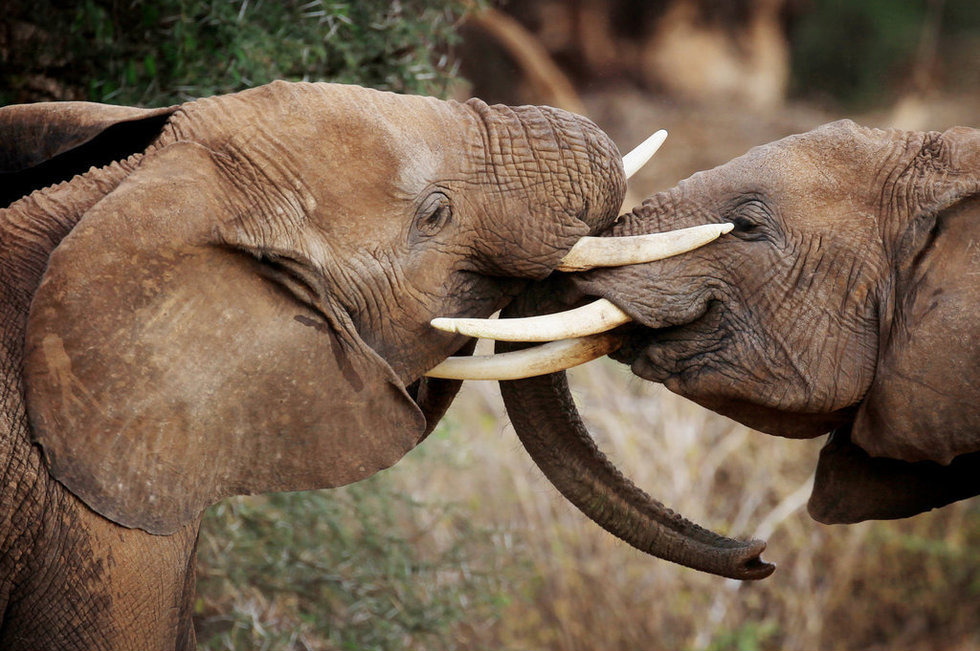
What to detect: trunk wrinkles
<box><xmin>497</xmin><ymin>289</ymin><xmax>774</xmax><ymax>580</ymax></box>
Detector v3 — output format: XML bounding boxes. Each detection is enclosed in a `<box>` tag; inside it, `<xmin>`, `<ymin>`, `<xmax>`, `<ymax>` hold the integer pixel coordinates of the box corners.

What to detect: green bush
<box><xmin>1</xmin><ymin>0</ymin><xmax>477</xmax><ymax>105</ymax></box>
<box><xmin>195</xmin><ymin>469</ymin><xmax>512</xmax><ymax>650</ymax></box>
<box><xmin>789</xmin><ymin>0</ymin><xmax>980</xmax><ymax>107</ymax></box>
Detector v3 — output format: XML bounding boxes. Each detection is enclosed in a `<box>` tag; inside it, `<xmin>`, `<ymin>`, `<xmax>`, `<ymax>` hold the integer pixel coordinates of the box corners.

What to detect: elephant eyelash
<box><xmin>413</xmin><ymin>192</ymin><xmax>453</xmax><ymax>238</ymax></box>
<box><xmin>727</xmin><ymin>215</ymin><xmax>765</xmax><ymax>242</ymax></box>
<box><xmin>728</xmin><ymin>201</ymin><xmax>773</xmax><ymax>241</ymax></box>
<box><xmin>421</xmin><ymin>203</ymin><xmax>452</xmax><ymax>233</ymax></box>
<box><xmin>731</xmin><ymin>216</ymin><xmax>762</xmax><ymax>233</ymax></box>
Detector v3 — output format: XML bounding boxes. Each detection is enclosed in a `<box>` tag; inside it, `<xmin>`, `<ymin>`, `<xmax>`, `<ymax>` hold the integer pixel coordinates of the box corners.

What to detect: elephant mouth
<box><xmin>614</xmin><ymin>299</ymin><xmax>721</xmax><ymax>383</ymax></box>
<box><xmin>423</xmin><ymin>255</ymin><xmax>727</xmax><ymax>380</ymax></box>
<box><xmin>611</xmin><ymin>323</ymin><xmax>689</xmax><ymax>382</ymax></box>
<box><xmin>406</xmin><ymin>338</ymin><xmax>477</xmax><ymax>440</ymax></box>
<box><xmin>406</xmin><ymin>340</ymin><xmax>472</xmax><ymax>402</ymax></box>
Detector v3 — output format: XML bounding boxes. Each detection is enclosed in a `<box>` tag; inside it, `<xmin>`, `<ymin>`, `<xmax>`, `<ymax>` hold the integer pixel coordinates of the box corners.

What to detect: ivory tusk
<box><xmin>557</xmin><ymin>222</ymin><xmax>734</xmax><ymax>272</ymax></box>
<box><xmin>623</xmin><ymin>130</ymin><xmax>667</xmax><ymax>179</ymax></box>
<box><xmin>431</xmin><ymin>298</ymin><xmax>630</xmax><ymax>342</ymax></box>
<box><xmin>425</xmin><ymin>333</ymin><xmax>622</xmax><ymax>380</ymax></box>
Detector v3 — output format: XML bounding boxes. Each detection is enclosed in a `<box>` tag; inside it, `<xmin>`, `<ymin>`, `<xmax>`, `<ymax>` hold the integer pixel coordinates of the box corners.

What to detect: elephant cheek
<box><xmin>629</xmin><ymin>348</ymin><xmax>675</xmax><ymax>384</ymax></box>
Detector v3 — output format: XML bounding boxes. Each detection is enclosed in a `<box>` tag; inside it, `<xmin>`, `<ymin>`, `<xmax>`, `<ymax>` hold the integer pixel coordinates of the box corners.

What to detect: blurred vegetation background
<box><xmin>0</xmin><ymin>0</ymin><xmax>474</xmax><ymax>104</ymax></box>
<box><xmin>2</xmin><ymin>1</ymin><xmax>978</xmax><ymax>650</ymax></box>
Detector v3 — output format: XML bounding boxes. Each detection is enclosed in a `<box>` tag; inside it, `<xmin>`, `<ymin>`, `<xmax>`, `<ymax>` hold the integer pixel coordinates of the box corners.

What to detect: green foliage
<box><xmin>702</xmin><ymin>621</ymin><xmax>780</xmax><ymax>651</ymax></box>
<box><xmin>790</xmin><ymin>0</ymin><xmax>926</xmax><ymax>106</ymax></box>
<box><xmin>196</xmin><ymin>470</ymin><xmax>510</xmax><ymax>650</ymax></box>
<box><xmin>2</xmin><ymin>0</ymin><xmax>480</xmax><ymax>105</ymax></box>
<box><xmin>789</xmin><ymin>0</ymin><xmax>980</xmax><ymax>107</ymax></box>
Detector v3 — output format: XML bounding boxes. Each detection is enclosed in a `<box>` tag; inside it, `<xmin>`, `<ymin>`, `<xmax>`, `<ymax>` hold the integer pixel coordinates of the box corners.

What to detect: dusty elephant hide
<box><xmin>0</xmin><ymin>81</ymin><xmax>626</xmax><ymax>649</ymax></box>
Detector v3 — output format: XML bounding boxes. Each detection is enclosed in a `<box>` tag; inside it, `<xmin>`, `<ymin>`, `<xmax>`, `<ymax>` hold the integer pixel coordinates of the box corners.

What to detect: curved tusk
<box><xmin>425</xmin><ymin>333</ymin><xmax>622</xmax><ymax>380</ymax></box>
<box><xmin>431</xmin><ymin>298</ymin><xmax>630</xmax><ymax>342</ymax></box>
<box><xmin>557</xmin><ymin>222</ymin><xmax>734</xmax><ymax>272</ymax></box>
<box><xmin>623</xmin><ymin>129</ymin><xmax>667</xmax><ymax>179</ymax></box>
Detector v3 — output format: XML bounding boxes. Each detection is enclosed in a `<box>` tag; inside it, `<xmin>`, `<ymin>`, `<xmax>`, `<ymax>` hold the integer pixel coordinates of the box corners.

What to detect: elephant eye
<box><xmin>415</xmin><ymin>192</ymin><xmax>453</xmax><ymax>237</ymax></box>
<box><xmin>729</xmin><ymin>199</ymin><xmax>772</xmax><ymax>241</ymax></box>
<box><xmin>731</xmin><ymin>215</ymin><xmax>762</xmax><ymax>234</ymax></box>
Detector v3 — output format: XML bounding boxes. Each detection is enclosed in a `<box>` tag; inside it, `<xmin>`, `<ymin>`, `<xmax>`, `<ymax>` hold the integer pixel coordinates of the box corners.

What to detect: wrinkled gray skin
<box><xmin>500</xmin><ymin>120</ymin><xmax>979</xmax><ymax>580</ymax></box>
<box><xmin>0</xmin><ymin>82</ymin><xmax>624</xmax><ymax>649</ymax></box>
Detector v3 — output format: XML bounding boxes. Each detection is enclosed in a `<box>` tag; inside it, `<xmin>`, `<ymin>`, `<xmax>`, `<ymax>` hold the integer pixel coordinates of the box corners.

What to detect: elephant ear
<box><xmin>808</xmin><ymin>428</ymin><xmax>980</xmax><ymax>524</ymax></box>
<box><xmin>811</xmin><ymin>127</ymin><xmax>980</xmax><ymax>523</ymax></box>
<box><xmin>851</xmin><ymin>127</ymin><xmax>980</xmax><ymax>465</ymax></box>
<box><xmin>0</xmin><ymin>101</ymin><xmax>175</xmax><ymax>207</ymax></box>
<box><xmin>25</xmin><ymin>141</ymin><xmax>425</xmax><ymax>535</ymax></box>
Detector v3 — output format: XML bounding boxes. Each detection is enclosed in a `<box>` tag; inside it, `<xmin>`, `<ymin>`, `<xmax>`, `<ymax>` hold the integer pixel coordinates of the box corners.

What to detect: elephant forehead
<box><xmin>169</xmin><ymin>82</ymin><xmax>471</xmax><ymax>183</ymax></box>
<box><xmin>693</xmin><ymin>139</ymin><xmax>879</xmax><ymax>223</ymax></box>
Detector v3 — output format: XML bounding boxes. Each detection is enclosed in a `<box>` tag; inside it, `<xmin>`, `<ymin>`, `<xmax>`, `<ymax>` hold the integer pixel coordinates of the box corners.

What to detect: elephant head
<box><xmin>1</xmin><ymin>81</ymin><xmax>638</xmax><ymax>535</ymax></box>
<box><xmin>432</xmin><ymin>120</ymin><xmax>980</xmax><ymax>579</ymax></box>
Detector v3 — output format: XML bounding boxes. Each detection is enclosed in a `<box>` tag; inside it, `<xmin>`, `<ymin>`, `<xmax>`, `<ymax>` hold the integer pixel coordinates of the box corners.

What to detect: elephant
<box><xmin>433</xmin><ymin>119</ymin><xmax>980</xmax><ymax>581</ymax></box>
<box><xmin>0</xmin><ymin>80</ymin><xmax>652</xmax><ymax>649</ymax></box>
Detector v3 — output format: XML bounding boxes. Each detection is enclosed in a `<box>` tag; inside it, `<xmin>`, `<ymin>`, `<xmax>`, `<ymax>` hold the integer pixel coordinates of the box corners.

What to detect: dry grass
<box><xmin>414</xmin><ymin>360</ymin><xmax>980</xmax><ymax>651</ymax></box>
<box><xmin>197</xmin><ymin>357</ymin><xmax>979</xmax><ymax>650</ymax></box>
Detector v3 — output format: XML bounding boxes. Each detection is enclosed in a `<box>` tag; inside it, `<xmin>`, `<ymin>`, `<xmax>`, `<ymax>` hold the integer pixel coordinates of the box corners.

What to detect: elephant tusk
<box><xmin>556</xmin><ymin>222</ymin><xmax>734</xmax><ymax>272</ymax></box>
<box><xmin>430</xmin><ymin>224</ymin><xmax>733</xmax><ymax>343</ymax></box>
<box><xmin>425</xmin><ymin>333</ymin><xmax>622</xmax><ymax>380</ymax></box>
<box><xmin>623</xmin><ymin>129</ymin><xmax>667</xmax><ymax>179</ymax></box>
<box><xmin>431</xmin><ymin>298</ymin><xmax>630</xmax><ymax>342</ymax></box>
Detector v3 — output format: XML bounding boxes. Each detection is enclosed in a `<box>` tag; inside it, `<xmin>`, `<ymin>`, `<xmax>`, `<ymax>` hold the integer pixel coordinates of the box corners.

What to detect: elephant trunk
<box><xmin>467</xmin><ymin>98</ymin><xmax>627</xmax><ymax>238</ymax></box>
<box><xmin>494</xmin><ymin>289</ymin><xmax>774</xmax><ymax>581</ymax></box>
